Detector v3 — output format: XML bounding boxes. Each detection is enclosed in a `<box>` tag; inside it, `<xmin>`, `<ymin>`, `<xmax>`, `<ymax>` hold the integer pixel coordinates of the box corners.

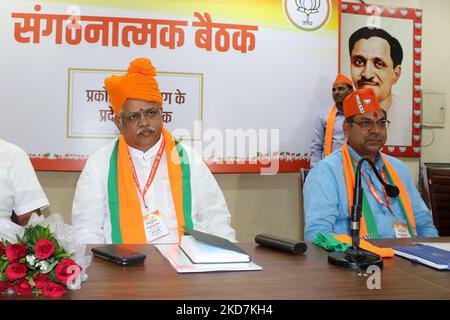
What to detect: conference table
<box><xmin>4</xmin><ymin>238</ymin><xmax>450</xmax><ymax>300</ymax></box>
<box><xmin>74</xmin><ymin>237</ymin><xmax>449</xmax><ymax>300</ymax></box>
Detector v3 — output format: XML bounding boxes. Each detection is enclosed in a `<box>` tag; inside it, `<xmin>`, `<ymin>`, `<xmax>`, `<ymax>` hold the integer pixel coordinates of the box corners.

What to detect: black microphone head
<box><xmin>385</xmin><ymin>184</ymin><xmax>400</xmax><ymax>198</ymax></box>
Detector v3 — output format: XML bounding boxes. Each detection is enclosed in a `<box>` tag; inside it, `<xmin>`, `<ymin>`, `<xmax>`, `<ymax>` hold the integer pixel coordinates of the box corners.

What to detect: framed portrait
<box><xmin>340</xmin><ymin>2</ymin><xmax>423</xmax><ymax>157</ymax></box>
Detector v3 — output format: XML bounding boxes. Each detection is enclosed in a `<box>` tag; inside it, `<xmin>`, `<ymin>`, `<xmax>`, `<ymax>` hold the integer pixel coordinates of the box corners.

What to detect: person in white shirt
<box><xmin>0</xmin><ymin>139</ymin><xmax>49</xmax><ymax>226</ymax></box>
<box><xmin>72</xmin><ymin>57</ymin><xmax>236</xmax><ymax>245</ymax></box>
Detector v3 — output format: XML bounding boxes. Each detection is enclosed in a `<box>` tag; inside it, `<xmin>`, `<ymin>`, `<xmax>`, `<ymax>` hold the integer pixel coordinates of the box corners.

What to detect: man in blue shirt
<box><xmin>309</xmin><ymin>74</ymin><xmax>353</xmax><ymax>167</ymax></box>
<box><xmin>304</xmin><ymin>88</ymin><xmax>438</xmax><ymax>241</ymax></box>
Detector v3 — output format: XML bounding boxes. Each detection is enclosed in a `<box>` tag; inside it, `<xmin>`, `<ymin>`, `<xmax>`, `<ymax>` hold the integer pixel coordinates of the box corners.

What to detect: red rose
<box><xmin>0</xmin><ymin>242</ymin><xmax>5</xmax><ymax>257</ymax></box>
<box><xmin>32</xmin><ymin>273</ymin><xmax>50</xmax><ymax>289</ymax></box>
<box><xmin>34</xmin><ymin>238</ymin><xmax>56</xmax><ymax>260</ymax></box>
<box><xmin>11</xmin><ymin>279</ymin><xmax>32</xmax><ymax>296</ymax></box>
<box><xmin>5</xmin><ymin>262</ymin><xmax>28</xmax><ymax>281</ymax></box>
<box><xmin>41</xmin><ymin>282</ymin><xmax>67</xmax><ymax>297</ymax></box>
<box><xmin>54</xmin><ymin>259</ymin><xmax>82</xmax><ymax>285</ymax></box>
<box><xmin>5</xmin><ymin>243</ymin><xmax>27</xmax><ymax>262</ymax></box>
<box><xmin>0</xmin><ymin>281</ymin><xmax>10</xmax><ymax>293</ymax></box>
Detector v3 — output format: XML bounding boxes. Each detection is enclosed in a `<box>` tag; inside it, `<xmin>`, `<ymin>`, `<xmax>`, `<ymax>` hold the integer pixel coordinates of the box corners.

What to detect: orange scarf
<box><xmin>109</xmin><ymin>128</ymin><xmax>193</xmax><ymax>244</ymax></box>
<box><xmin>342</xmin><ymin>144</ymin><xmax>416</xmax><ymax>239</ymax></box>
<box><xmin>333</xmin><ymin>234</ymin><xmax>394</xmax><ymax>257</ymax></box>
<box><xmin>324</xmin><ymin>105</ymin><xmax>337</xmax><ymax>157</ymax></box>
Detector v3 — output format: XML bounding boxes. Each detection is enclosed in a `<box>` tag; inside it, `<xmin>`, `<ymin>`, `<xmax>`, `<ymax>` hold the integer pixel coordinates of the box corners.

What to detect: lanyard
<box><xmin>127</xmin><ymin>139</ymin><xmax>165</xmax><ymax>210</ymax></box>
<box><xmin>360</xmin><ymin>168</ymin><xmax>394</xmax><ymax>214</ymax></box>
<box><xmin>351</xmin><ymin>158</ymin><xmax>393</xmax><ymax>214</ymax></box>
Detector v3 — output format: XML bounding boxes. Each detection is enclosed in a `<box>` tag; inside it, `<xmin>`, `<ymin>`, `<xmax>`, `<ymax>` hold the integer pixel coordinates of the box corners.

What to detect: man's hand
<box><xmin>11</xmin><ymin>209</ymin><xmax>42</xmax><ymax>226</ymax></box>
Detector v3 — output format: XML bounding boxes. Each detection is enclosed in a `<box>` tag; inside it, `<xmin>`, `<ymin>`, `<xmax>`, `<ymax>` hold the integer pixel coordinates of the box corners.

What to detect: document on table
<box><xmin>155</xmin><ymin>244</ymin><xmax>262</xmax><ymax>273</ymax></box>
<box><xmin>179</xmin><ymin>235</ymin><xmax>251</xmax><ymax>264</ymax></box>
<box><xmin>414</xmin><ymin>242</ymin><xmax>450</xmax><ymax>251</ymax></box>
<box><xmin>393</xmin><ymin>243</ymin><xmax>450</xmax><ymax>271</ymax></box>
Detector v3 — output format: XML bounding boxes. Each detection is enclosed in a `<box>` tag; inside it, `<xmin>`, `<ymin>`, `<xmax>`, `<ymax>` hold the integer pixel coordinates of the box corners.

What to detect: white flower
<box><xmin>36</xmin><ymin>260</ymin><xmax>50</xmax><ymax>272</ymax></box>
<box><xmin>26</xmin><ymin>255</ymin><xmax>37</xmax><ymax>266</ymax></box>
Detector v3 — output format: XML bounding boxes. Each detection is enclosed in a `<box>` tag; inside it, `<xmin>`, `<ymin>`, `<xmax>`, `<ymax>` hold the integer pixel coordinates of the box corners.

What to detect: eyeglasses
<box><xmin>120</xmin><ymin>108</ymin><xmax>161</xmax><ymax>124</ymax></box>
<box><xmin>351</xmin><ymin>119</ymin><xmax>391</xmax><ymax>129</ymax></box>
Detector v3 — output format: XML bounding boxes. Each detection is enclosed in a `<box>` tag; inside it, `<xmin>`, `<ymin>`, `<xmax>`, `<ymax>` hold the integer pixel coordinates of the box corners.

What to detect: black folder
<box><xmin>183</xmin><ymin>226</ymin><xmax>248</xmax><ymax>256</ymax></box>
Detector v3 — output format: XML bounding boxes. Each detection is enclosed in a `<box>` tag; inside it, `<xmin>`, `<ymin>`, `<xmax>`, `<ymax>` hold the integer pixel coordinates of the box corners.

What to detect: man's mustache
<box><xmin>365</xmin><ymin>134</ymin><xmax>384</xmax><ymax>142</ymax></box>
<box><xmin>136</xmin><ymin>127</ymin><xmax>156</xmax><ymax>135</ymax></box>
<box><xmin>358</xmin><ymin>76</ymin><xmax>378</xmax><ymax>86</ymax></box>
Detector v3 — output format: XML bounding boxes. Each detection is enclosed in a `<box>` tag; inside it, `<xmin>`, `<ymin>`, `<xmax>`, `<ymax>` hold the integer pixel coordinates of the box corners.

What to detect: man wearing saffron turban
<box><xmin>309</xmin><ymin>74</ymin><xmax>353</xmax><ymax>167</ymax></box>
<box><xmin>303</xmin><ymin>88</ymin><xmax>438</xmax><ymax>241</ymax></box>
<box><xmin>72</xmin><ymin>58</ymin><xmax>236</xmax><ymax>244</ymax></box>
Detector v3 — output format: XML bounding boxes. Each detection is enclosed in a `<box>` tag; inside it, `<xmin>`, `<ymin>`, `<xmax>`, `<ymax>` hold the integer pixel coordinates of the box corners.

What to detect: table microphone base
<box><xmin>328</xmin><ymin>248</ymin><xmax>383</xmax><ymax>271</ymax></box>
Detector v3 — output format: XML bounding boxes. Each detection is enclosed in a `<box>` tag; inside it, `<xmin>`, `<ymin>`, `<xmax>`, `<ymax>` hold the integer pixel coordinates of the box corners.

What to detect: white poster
<box><xmin>0</xmin><ymin>0</ymin><xmax>339</xmax><ymax>172</ymax></box>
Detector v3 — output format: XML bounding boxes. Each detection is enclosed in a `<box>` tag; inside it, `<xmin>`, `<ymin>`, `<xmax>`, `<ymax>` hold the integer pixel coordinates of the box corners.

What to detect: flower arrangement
<box><xmin>0</xmin><ymin>214</ymin><xmax>90</xmax><ymax>297</ymax></box>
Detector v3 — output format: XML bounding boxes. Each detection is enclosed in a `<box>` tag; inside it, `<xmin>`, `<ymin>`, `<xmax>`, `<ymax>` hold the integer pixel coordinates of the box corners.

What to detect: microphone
<box><xmin>328</xmin><ymin>158</ymin><xmax>384</xmax><ymax>271</ymax></box>
<box><xmin>255</xmin><ymin>234</ymin><xmax>307</xmax><ymax>255</ymax></box>
<box><xmin>364</xmin><ymin>159</ymin><xmax>400</xmax><ymax>198</ymax></box>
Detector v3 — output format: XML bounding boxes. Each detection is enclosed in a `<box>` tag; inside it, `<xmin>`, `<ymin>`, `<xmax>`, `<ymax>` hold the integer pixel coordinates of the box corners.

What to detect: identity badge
<box><xmin>143</xmin><ymin>210</ymin><xmax>169</xmax><ymax>242</ymax></box>
<box><xmin>393</xmin><ymin>222</ymin><xmax>412</xmax><ymax>238</ymax></box>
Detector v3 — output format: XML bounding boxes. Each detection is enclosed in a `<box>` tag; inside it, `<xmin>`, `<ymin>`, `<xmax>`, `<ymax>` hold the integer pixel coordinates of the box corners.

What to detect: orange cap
<box><xmin>334</xmin><ymin>74</ymin><xmax>353</xmax><ymax>87</ymax></box>
<box><xmin>104</xmin><ymin>57</ymin><xmax>163</xmax><ymax>116</ymax></box>
<box><xmin>343</xmin><ymin>88</ymin><xmax>380</xmax><ymax>118</ymax></box>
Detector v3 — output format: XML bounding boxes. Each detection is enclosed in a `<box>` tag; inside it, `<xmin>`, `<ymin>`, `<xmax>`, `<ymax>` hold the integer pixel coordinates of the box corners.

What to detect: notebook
<box><xmin>156</xmin><ymin>244</ymin><xmax>261</xmax><ymax>273</ymax></box>
<box><xmin>393</xmin><ymin>244</ymin><xmax>450</xmax><ymax>271</ymax></box>
<box><xmin>179</xmin><ymin>227</ymin><xmax>250</xmax><ymax>264</ymax></box>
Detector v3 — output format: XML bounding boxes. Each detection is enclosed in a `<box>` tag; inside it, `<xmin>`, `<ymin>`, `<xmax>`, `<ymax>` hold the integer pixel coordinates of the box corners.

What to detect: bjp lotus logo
<box><xmin>284</xmin><ymin>0</ymin><xmax>332</xmax><ymax>31</ymax></box>
<box><xmin>295</xmin><ymin>0</ymin><xmax>321</xmax><ymax>26</ymax></box>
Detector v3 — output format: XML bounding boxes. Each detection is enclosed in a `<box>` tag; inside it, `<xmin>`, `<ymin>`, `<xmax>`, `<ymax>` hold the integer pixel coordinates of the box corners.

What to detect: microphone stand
<box><xmin>328</xmin><ymin>158</ymin><xmax>390</xmax><ymax>271</ymax></box>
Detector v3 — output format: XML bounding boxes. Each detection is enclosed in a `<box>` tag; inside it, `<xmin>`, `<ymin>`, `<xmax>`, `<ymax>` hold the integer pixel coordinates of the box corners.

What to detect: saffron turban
<box><xmin>334</xmin><ymin>73</ymin><xmax>353</xmax><ymax>87</ymax></box>
<box><xmin>343</xmin><ymin>88</ymin><xmax>380</xmax><ymax>118</ymax></box>
<box><xmin>104</xmin><ymin>57</ymin><xmax>163</xmax><ymax>116</ymax></box>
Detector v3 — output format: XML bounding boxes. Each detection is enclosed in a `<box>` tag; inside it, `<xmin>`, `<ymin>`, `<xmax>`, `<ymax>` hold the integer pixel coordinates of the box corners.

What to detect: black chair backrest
<box><xmin>299</xmin><ymin>168</ymin><xmax>309</xmax><ymax>189</ymax></box>
<box><xmin>426</xmin><ymin>166</ymin><xmax>450</xmax><ymax>236</ymax></box>
<box><xmin>298</xmin><ymin>168</ymin><xmax>310</xmax><ymax>239</ymax></box>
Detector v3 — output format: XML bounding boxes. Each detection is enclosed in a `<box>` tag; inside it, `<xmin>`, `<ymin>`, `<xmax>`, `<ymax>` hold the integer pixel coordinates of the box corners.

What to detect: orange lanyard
<box><xmin>127</xmin><ymin>139</ymin><xmax>165</xmax><ymax>210</ymax></box>
<box><xmin>361</xmin><ymin>167</ymin><xmax>394</xmax><ymax>214</ymax></box>
<box><xmin>351</xmin><ymin>158</ymin><xmax>394</xmax><ymax>214</ymax></box>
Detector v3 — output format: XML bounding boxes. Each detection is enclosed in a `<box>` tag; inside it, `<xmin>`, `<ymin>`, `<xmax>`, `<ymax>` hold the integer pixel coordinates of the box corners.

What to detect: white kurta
<box><xmin>72</xmin><ymin>135</ymin><xmax>236</xmax><ymax>244</ymax></box>
<box><xmin>0</xmin><ymin>139</ymin><xmax>49</xmax><ymax>220</ymax></box>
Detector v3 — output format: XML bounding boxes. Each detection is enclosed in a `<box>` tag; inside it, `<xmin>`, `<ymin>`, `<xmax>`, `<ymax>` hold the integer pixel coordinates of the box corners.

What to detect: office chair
<box><xmin>418</xmin><ymin>164</ymin><xmax>432</xmax><ymax>210</ymax></box>
<box><xmin>426</xmin><ymin>165</ymin><xmax>450</xmax><ymax>236</ymax></box>
<box><xmin>298</xmin><ymin>168</ymin><xmax>310</xmax><ymax>239</ymax></box>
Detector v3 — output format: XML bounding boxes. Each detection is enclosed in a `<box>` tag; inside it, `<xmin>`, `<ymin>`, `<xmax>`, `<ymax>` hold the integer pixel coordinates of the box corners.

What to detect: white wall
<box><xmin>419</xmin><ymin>0</ymin><xmax>450</xmax><ymax>164</ymax></box>
<box><xmin>37</xmin><ymin>0</ymin><xmax>450</xmax><ymax>242</ymax></box>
